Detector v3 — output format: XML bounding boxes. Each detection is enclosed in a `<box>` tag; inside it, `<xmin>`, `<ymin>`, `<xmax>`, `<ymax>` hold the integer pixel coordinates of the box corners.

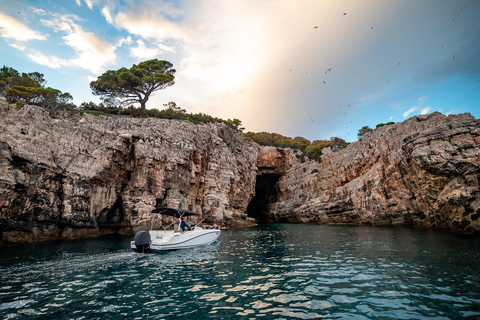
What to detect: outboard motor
<box><xmin>134</xmin><ymin>231</ymin><xmax>151</xmax><ymax>253</ymax></box>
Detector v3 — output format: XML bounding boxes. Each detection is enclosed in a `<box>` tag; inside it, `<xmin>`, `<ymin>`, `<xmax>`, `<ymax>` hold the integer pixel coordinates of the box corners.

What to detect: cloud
<box><xmin>31</xmin><ymin>7</ymin><xmax>46</xmax><ymax>15</ymax></box>
<box><xmin>444</xmin><ymin>109</ymin><xmax>462</xmax><ymax>116</ymax></box>
<box><xmin>402</xmin><ymin>96</ymin><xmax>429</xmax><ymax>118</ymax></box>
<box><xmin>420</xmin><ymin>107</ymin><xmax>432</xmax><ymax>115</ymax></box>
<box><xmin>76</xmin><ymin>0</ymin><xmax>95</xmax><ymax>9</ymax></box>
<box><xmin>41</xmin><ymin>18</ymin><xmax>74</xmax><ymax>33</ymax></box>
<box><xmin>117</xmin><ymin>35</ymin><xmax>132</xmax><ymax>47</ymax></box>
<box><xmin>86</xmin><ymin>75</ymin><xmax>98</xmax><ymax>83</ymax></box>
<box><xmin>40</xmin><ymin>12</ymin><xmax>84</xmax><ymax>32</ymax></box>
<box><xmin>101</xmin><ymin>6</ymin><xmax>113</xmax><ymax>24</ymax></box>
<box><xmin>27</xmin><ymin>51</ymin><xmax>69</xmax><ymax>69</ymax></box>
<box><xmin>65</xmin><ymin>31</ymin><xmax>116</xmax><ymax>73</ymax></box>
<box><xmin>0</xmin><ymin>12</ymin><xmax>46</xmax><ymax>41</ymax></box>
<box><xmin>130</xmin><ymin>39</ymin><xmax>175</xmax><ymax>59</ymax></box>
<box><xmin>9</xmin><ymin>43</ymin><xmax>26</xmax><ymax>51</ymax></box>
<box><xmin>40</xmin><ymin>13</ymin><xmax>116</xmax><ymax>74</ymax></box>
<box><xmin>403</xmin><ymin>107</ymin><xmax>417</xmax><ymax>118</ymax></box>
<box><xmin>418</xmin><ymin>96</ymin><xmax>427</xmax><ymax>103</ymax></box>
<box><xmin>114</xmin><ymin>2</ymin><xmax>187</xmax><ymax>41</ymax></box>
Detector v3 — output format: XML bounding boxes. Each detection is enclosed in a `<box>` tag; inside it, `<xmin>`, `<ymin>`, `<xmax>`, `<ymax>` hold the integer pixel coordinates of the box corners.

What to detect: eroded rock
<box><xmin>0</xmin><ymin>102</ymin><xmax>258</xmax><ymax>242</ymax></box>
<box><xmin>0</xmin><ymin>101</ymin><xmax>479</xmax><ymax>243</ymax></box>
<box><xmin>270</xmin><ymin>112</ymin><xmax>480</xmax><ymax>233</ymax></box>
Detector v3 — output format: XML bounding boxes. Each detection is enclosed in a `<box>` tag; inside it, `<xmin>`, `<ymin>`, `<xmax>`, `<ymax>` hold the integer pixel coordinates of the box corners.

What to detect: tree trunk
<box><xmin>140</xmin><ymin>101</ymin><xmax>146</xmax><ymax>114</ymax></box>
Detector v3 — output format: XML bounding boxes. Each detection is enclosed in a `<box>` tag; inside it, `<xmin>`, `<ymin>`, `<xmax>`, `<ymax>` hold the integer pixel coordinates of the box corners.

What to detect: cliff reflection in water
<box><xmin>1</xmin><ymin>224</ymin><xmax>480</xmax><ymax>319</ymax></box>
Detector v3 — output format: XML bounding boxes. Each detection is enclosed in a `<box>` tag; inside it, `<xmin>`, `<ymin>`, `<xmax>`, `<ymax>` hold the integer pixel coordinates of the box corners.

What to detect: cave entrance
<box><xmin>246</xmin><ymin>174</ymin><xmax>280</xmax><ymax>223</ymax></box>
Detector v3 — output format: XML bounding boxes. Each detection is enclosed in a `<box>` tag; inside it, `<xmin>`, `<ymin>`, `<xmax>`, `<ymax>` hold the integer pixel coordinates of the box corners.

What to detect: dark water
<box><xmin>1</xmin><ymin>224</ymin><xmax>480</xmax><ymax>319</ymax></box>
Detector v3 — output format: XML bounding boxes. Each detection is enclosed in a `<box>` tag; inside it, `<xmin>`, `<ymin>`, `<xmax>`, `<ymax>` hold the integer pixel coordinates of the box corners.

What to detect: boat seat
<box><xmin>174</xmin><ymin>223</ymin><xmax>180</xmax><ymax>233</ymax></box>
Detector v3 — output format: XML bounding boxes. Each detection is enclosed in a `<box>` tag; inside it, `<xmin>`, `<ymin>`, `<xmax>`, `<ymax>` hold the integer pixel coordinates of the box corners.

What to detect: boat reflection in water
<box><xmin>131</xmin><ymin>207</ymin><xmax>221</xmax><ymax>253</ymax></box>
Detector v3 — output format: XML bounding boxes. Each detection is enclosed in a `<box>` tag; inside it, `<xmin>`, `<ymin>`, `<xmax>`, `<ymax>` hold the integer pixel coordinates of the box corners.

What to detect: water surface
<box><xmin>1</xmin><ymin>224</ymin><xmax>480</xmax><ymax>319</ymax></box>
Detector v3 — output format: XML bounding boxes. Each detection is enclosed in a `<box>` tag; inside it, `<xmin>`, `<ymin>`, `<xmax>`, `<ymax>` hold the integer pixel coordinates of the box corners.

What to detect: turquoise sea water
<box><xmin>1</xmin><ymin>224</ymin><xmax>480</xmax><ymax>319</ymax></box>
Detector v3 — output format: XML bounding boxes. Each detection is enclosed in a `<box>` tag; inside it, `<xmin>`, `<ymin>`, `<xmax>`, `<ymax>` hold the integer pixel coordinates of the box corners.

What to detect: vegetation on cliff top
<box><xmin>0</xmin><ymin>66</ymin><xmax>74</xmax><ymax>116</ymax></box>
<box><xmin>1</xmin><ymin>63</ymin><xmax>394</xmax><ymax>161</ymax></box>
<box><xmin>78</xmin><ymin>101</ymin><xmax>244</xmax><ymax>130</ymax></box>
<box><xmin>245</xmin><ymin>131</ymin><xmax>349</xmax><ymax>161</ymax></box>
<box><xmin>90</xmin><ymin>59</ymin><xmax>175</xmax><ymax>114</ymax></box>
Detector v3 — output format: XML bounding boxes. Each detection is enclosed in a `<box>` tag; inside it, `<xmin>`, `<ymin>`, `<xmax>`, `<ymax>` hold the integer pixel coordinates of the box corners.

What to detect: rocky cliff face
<box><xmin>0</xmin><ymin>99</ymin><xmax>258</xmax><ymax>242</ymax></box>
<box><xmin>1</xmin><ymin>98</ymin><xmax>479</xmax><ymax>243</ymax></box>
<box><xmin>269</xmin><ymin>112</ymin><xmax>480</xmax><ymax>233</ymax></box>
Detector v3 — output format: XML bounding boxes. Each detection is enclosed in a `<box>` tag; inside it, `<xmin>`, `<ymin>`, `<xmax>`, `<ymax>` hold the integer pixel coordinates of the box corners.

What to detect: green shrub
<box><xmin>376</xmin><ymin>121</ymin><xmax>395</xmax><ymax>128</ymax></box>
<box><xmin>244</xmin><ymin>131</ymin><xmax>311</xmax><ymax>151</ymax></box>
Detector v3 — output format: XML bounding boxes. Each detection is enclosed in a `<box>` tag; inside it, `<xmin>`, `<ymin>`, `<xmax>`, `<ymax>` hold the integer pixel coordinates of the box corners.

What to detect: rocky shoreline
<box><xmin>1</xmin><ymin>98</ymin><xmax>479</xmax><ymax>243</ymax></box>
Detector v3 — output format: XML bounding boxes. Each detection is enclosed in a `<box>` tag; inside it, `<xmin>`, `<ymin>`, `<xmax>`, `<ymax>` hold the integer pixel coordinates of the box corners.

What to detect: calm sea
<box><xmin>1</xmin><ymin>224</ymin><xmax>480</xmax><ymax>319</ymax></box>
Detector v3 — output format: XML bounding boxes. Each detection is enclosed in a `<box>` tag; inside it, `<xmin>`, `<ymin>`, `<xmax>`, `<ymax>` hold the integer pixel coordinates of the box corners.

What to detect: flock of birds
<box><xmin>271</xmin><ymin>8</ymin><xmax>466</xmax><ymax>139</ymax></box>
<box><xmin>278</xmin><ymin>12</ymin><xmax>374</xmax><ymax>137</ymax></box>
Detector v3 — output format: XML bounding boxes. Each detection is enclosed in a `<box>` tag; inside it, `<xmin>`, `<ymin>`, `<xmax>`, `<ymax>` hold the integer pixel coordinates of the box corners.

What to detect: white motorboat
<box><xmin>131</xmin><ymin>207</ymin><xmax>221</xmax><ymax>253</ymax></box>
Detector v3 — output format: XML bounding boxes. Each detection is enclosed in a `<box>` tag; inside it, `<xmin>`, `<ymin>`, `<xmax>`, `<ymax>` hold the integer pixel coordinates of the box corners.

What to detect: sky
<box><xmin>0</xmin><ymin>0</ymin><xmax>479</xmax><ymax>142</ymax></box>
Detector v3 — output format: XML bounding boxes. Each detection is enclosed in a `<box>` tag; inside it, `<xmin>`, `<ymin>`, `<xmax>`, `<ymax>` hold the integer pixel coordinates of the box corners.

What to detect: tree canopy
<box><xmin>0</xmin><ymin>66</ymin><xmax>46</xmax><ymax>93</ymax></box>
<box><xmin>244</xmin><ymin>132</ymin><xmax>311</xmax><ymax>150</ymax></box>
<box><xmin>90</xmin><ymin>59</ymin><xmax>175</xmax><ymax>114</ymax></box>
<box><xmin>357</xmin><ymin>126</ymin><xmax>373</xmax><ymax>140</ymax></box>
<box><xmin>304</xmin><ymin>137</ymin><xmax>348</xmax><ymax>161</ymax></box>
<box><xmin>1</xmin><ymin>66</ymin><xmax>73</xmax><ymax>116</ymax></box>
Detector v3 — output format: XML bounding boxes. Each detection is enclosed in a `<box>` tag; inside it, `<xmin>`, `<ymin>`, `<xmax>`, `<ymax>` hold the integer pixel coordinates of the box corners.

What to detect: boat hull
<box><xmin>131</xmin><ymin>229</ymin><xmax>221</xmax><ymax>252</ymax></box>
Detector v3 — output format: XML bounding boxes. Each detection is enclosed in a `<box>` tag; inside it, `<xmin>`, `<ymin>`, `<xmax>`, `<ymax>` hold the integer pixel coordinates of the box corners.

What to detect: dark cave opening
<box><xmin>246</xmin><ymin>174</ymin><xmax>280</xmax><ymax>223</ymax></box>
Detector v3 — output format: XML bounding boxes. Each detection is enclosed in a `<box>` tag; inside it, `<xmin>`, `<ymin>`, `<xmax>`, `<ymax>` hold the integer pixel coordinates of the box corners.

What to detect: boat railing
<box><xmin>150</xmin><ymin>211</ymin><xmax>207</xmax><ymax>232</ymax></box>
<box><xmin>151</xmin><ymin>214</ymin><xmax>176</xmax><ymax>231</ymax></box>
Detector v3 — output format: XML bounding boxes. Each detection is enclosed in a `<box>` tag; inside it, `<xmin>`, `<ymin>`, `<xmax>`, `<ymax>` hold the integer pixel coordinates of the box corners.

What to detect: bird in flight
<box><xmin>314</xmin><ymin>26</ymin><xmax>318</xmax><ymax>29</ymax></box>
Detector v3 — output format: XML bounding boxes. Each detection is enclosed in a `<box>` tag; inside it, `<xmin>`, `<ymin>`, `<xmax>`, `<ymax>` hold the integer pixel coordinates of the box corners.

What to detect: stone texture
<box><xmin>0</xmin><ymin>100</ymin><xmax>258</xmax><ymax>242</ymax></box>
<box><xmin>270</xmin><ymin>112</ymin><xmax>480</xmax><ymax>233</ymax></box>
<box><xmin>0</xmin><ymin>98</ymin><xmax>479</xmax><ymax>243</ymax></box>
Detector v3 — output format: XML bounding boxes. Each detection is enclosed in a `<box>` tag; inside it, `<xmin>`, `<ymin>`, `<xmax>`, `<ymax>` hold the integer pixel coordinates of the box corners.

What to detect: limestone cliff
<box><xmin>1</xmin><ymin>97</ymin><xmax>479</xmax><ymax>243</ymax></box>
<box><xmin>0</xmin><ymin>99</ymin><xmax>258</xmax><ymax>242</ymax></box>
<box><xmin>268</xmin><ymin>112</ymin><xmax>480</xmax><ymax>233</ymax></box>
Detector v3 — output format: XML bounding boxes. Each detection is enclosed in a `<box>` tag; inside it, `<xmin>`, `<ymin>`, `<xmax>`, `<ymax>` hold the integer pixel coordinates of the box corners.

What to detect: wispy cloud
<box><xmin>101</xmin><ymin>6</ymin><xmax>113</xmax><ymax>24</ymax></box>
<box><xmin>39</xmin><ymin>13</ymin><xmax>116</xmax><ymax>73</ymax></box>
<box><xmin>403</xmin><ymin>96</ymin><xmax>429</xmax><ymax>118</ymax></box>
<box><xmin>403</xmin><ymin>107</ymin><xmax>417</xmax><ymax>118</ymax></box>
<box><xmin>420</xmin><ymin>106</ymin><xmax>432</xmax><ymax>115</ymax></box>
<box><xmin>114</xmin><ymin>10</ymin><xmax>187</xmax><ymax>42</ymax></box>
<box><xmin>0</xmin><ymin>12</ymin><xmax>46</xmax><ymax>42</ymax></box>
<box><xmin>117</xmin><ymin>35</ymin><xmax>132</xmax><ymax>47</ymax></box>
<box><xmin>9</xmin><ymin>43</ymin><xmax>26</xmax><ymax>51</ymax></box>
<box><xmin>64</xmin><ymin>31</ymin><xmax>116</xmax><ymax>73</ymax></box>
<box><xmin>30</xmin><ymin>7</ymin><xmax>46</xmax><ymax>15</ymax></box>
<box><xmin>27</xmin><ymin>51</ymin><xmax>69</xmax><ymax>69</ymax></box>
<box><xmin>130</xmin><ymin>40</ymin><xmax>175</xmax><ymax>59</ymax></box>
<box><xmin>444</xmin><ymin>109</ymin><xmax>462</xmax><ymax>116</ymax></box>
<box><xmin>76</xmin><ymin>0</ymin><xmax>95</xmax><ymax>10</ymax></box>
